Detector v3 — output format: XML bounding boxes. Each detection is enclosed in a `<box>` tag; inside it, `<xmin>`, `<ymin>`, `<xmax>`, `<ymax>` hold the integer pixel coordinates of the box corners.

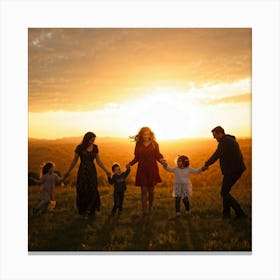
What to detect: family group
<box><xmin>31</xmin><ymin>126</ymin><xmax>247</xmax><ymax>220</ymax></box>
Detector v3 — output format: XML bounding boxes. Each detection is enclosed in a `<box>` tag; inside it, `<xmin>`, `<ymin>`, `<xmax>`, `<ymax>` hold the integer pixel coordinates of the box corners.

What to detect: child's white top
<box><xmin>164</xmin><ymin>166</ymin><xmax>202</xmax><ymax>184</ymax></box>
<box><xmin>38</xmin><ymin>173</ymin><xmax>62</xmax><ymax>193</ymax></box>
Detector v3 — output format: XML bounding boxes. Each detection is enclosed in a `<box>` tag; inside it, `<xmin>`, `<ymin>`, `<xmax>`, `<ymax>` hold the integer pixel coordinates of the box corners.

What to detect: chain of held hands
<box><xmin>126</xmin><ymin>158</ymin><xmax>209</xmax><ymax>171</ymax></box>
<box><xmin>31</xmin><ymin>158</ymin><xmax>208</xmax><ymax>186</ymax></box>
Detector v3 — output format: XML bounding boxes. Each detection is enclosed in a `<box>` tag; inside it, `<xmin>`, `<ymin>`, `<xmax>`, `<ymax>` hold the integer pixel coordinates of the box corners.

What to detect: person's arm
<box><xmin>204</xmin><ymin>144</ymin><xmax>222</xmax><ymax>167</ymax></box>
<box><xmin>188</xmin><ymin>167</ymin><xmax>203</xmax><ymax>174</ymax></box>
<box><xmin>64</xmin><ymin>153</ymin><xmax>79</xmax><ymax>178</ymax></box>
<box><xmin>54</xmin><ymin>174</ymin><xmax>63</xmax><ymax>184</ymax></box>
<box><xmin>95</xmin><ymin>153</ymin><xmax>111</xmax><ymax>176</ymax></box>
<box><xmin>32</xmin><ymin>177</ymin><xmax>43</xmax><ymax>184</ymax></box>
<box><xmin>154</xmin><ymin>142</ymin><xmax>165</xmax><ymax>164</ymax></box>
<box><xmin>201</xmin><ymin>165</ymin><xmax>208</xmax><ymax>171</ymax></box>
<box><xmin>123</xmin><ymin>166</ymin><xmax>130</xmax><ymax>177</ymax></box>
<box><xmin>163</xmin><ymin>165</ymin><xmax>175</xmax><ymax>173</ymax></box>
<box><xmin>107</xmin><ymin>175</ymin><xmax>114</xmax><ymax>185</ymax></box>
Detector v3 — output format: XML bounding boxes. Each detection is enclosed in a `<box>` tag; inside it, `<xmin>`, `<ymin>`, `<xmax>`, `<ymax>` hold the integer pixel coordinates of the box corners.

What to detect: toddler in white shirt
<box><xmin>163</xmin><ymin>155</ymin><xmax>206</xmax><ymax>216</ymax></box>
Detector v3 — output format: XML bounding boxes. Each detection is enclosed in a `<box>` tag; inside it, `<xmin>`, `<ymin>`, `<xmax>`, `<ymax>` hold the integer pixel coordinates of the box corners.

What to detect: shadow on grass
<box><xmin>129</xmin><ymin>214</ymin><xmax>153</xmax><ymax>251</ymax></box>
<box><xmin>172</xmin><ymin>217</ymin><xmax>195</xmax><ymax>250</ymax></box>
<box><xmin>228</xmin><ymin>216</ymin><xmax>252</xmax><ymax>251</ymax></box>
<box><xmin>165</xmin><ymin>214</ymin><xmax>203</xmax><ymax>251</ymax></box>
<box><xmin>89</xmin><ymin>214</ymin><xmax>121</xmax><ymax>250</ymax></box>
<box><xmin>29</xmin><ymin>215</ymin><xmax>90</xmax><ymax>251</ymax></box>
<box><xmin>185</xmin><ymin>216</ymin><xmax>203</xmax><ymax>250</ymax></box>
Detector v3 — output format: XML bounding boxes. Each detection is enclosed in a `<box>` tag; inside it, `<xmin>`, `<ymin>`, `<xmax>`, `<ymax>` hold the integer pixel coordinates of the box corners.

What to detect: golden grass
<box><xmin>28</xmin><ymin>137</ymin><xmax>251</xmax><ymax>251</ymax></box>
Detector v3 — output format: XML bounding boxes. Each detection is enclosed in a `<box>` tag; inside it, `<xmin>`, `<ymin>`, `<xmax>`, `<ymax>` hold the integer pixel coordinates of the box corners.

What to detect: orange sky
<box><xmin>28</xmin><ymin>28</ymin><xmax>251</xmax><ymax>140</ymax></box>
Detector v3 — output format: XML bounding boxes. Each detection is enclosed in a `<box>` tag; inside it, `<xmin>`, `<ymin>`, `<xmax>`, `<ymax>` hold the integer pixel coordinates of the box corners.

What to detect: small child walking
<box><xmin>32</xmin><ymin>162</ymin><xmax>63</xmax><ymax>215</ymax></box>
<box><xmin>163</xmin><ymin>155</ymin><xmax>206</xmax><ymax>216</ymax></box>
<box><xmin>107</xmin><ymin>163</ymin><xmax>130</xmax><ymax>215</ymax></box>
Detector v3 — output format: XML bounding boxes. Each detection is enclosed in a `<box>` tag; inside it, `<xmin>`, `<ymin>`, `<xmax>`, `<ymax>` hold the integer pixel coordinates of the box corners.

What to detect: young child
<box><xmin>107</xmin><ymin>163</ymin><xmax>130</xmax><ymax>215</ymax></box>
<box><xmin>163</xmin><ymin>155</ymin><xmax>206</xmax><ymax>216</ymax></box>
<box><xmin>32</xmin><ymin>162</ymin><xmax>63</xmax><ymax>215</ymax></box>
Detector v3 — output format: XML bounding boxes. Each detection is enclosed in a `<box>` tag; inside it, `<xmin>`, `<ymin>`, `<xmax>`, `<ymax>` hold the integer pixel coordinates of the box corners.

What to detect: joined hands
<box><xmin>201</xmin><ymin>165</ymin><xmax>209</xmax><ymax>171</ymax></box>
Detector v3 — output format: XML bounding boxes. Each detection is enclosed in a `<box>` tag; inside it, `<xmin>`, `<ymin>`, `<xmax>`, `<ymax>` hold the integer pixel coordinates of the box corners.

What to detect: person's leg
<box><xmin>221</xmin><ymin>172</ymin><xmax>245</xmax><ymax>218</ymax></box>
<box><xmin>34</xmin><ymin>199</ymin><xmax>49</xmax><ymax>214</ymax></box>
<box><xmin>39</xmin><ymin>199</ymin><xmax>50</xmax><ymax>214</ymax></box>
<box><xmin>36</xmin><ymin>191</ymin><xmax>51</xmax><ymax>214</ymax></box>
<box><xmin>221</xmin><ymin>176</ymin><xmax>233</xmax><ymax>218</ymax></box>
<box><xmin>112</xmin><ymin>191</ymin><xmax>118</xmax><ymax>215</ymax></box>
<box><xmin>148</xmin><ymin>186</ymin><xmax>154</xmax><ymax>212</ymax></box>
<box><xmin>141</xmin><ymin>186</ymin><xmax>148</xmax><ymax>213</ymax></box>
<box><xmin>119</xmin><ymin>190</ymin><xmax>124</xmax><ymax>212</ymax></box>
<box><xmin>42</xmin><ymin>200</ymin><xmax>50</xmax><ymax>213</ymax></box>
<box><xmin>175</xmin><ymin>197</ymin><xmax>181</xmax><ymax>213</ymax></box>
<box><xmin>182</xmin><ymin>196</ymin><xmax>190</xmax><ymax>212</ymax></box>
<box><xmin>86</xmin><ymin>189</ymin><xmax>100</xmax><ymax>216</ymax></box>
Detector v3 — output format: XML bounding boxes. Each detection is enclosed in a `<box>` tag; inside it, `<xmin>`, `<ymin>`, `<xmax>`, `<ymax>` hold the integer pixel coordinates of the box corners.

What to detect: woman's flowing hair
<box><xmin>130</xmin><ymin>127</ymin><xmax>156</xmax><ymax>143</ymax></box>
<box><xmin>80</xmin><ymin>131</ymin><xmax>96</xmax><ymax>150</ymax></box>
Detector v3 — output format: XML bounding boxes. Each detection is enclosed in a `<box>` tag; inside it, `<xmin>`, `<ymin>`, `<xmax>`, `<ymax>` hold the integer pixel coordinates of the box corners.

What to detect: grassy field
<box><xmin>28</xmin><ymin>137</ymin><xmax>252</xmax><ymax>251</ymax></box>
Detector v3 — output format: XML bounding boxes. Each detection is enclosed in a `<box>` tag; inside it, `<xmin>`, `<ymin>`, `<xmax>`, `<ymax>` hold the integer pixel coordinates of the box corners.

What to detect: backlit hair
<box><xmin>130</xmin><ymin>127</ymin><xmax>156</xmax><ymax>143</ymax></box>
<box><xmin>41</xmin><ymin>162</ymin><xmax>54</xmax><ymax>175</ymax></box>
<box><xmin>211</xmin><ymin>126</ymin><xmax>225</xmax><ymax>135</ymax></box>
<box><xmin>80</xmin><ymin>131</ymin><xmax>96</xmax><ymax>150</ymax></box>
<box><xmin>112</xmin><ymin>163</ymin><xmax>120</xmax><ymax>172</ymax></box>
<box><xmin>177</xmin><ymin>155</ymin><xmax>190</xmax><ymax>168</ymax></box>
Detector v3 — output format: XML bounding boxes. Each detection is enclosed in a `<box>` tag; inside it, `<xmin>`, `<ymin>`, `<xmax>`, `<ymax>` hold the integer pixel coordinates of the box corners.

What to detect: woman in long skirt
<box><xmin>64</xmin><ymin>132</ymin><xmax>110</xmax><ymax>218</ymax></box>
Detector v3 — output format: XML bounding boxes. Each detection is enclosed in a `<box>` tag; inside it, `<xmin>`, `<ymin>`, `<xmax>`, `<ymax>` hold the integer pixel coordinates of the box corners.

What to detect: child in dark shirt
<box><xmin>107</xmin><ymin>163</ymin><xmax>130</xmax><ymax>215</ymax></box>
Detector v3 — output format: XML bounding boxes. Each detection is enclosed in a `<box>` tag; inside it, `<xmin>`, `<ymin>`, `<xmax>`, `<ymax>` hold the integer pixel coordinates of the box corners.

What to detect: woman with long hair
<box><xmin>64</xmin><ymin>132</ymin><xmax>111</xmax><ymax>218</ymax></box>
<box><xmin>126</xmin><ymin>127</ymin><xmax>165</xmax><ymax>214</ymax></box>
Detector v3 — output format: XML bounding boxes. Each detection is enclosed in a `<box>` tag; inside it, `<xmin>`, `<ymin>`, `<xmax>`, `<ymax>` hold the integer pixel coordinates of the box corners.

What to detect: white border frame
<box><xmin>1</xmin><ymin>0</ymin><xmax>279</xmax><ymax>279</ymax></box>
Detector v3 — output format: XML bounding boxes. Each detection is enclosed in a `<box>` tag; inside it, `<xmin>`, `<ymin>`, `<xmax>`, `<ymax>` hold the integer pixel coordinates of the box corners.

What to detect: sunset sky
<box><xmin>28</xmin><ymin>28</ymin><xmax>251</xmax><ymax>140</ymax></box>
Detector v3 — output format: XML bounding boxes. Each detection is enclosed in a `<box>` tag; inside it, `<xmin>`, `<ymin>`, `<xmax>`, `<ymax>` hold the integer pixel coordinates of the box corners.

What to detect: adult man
<box><xmin>204</xmin><ymin>126</ymin><xmax>247</xmax><ymax>219</ymax></box>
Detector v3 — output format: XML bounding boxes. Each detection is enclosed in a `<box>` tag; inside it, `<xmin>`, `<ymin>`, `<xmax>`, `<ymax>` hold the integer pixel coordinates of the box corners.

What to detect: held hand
<box><xmin>61</xmin><ymin>176</ymin><xmax>66</xmax><ymax>183</ymax></box>
<box><xmin>159</xmin><ymin>158</ymin><xmax>167</xmax><ymax>167</ymax></box>
<box><xmin>126</xmin><ymin>163</ymin><xmax>131</xmax><ymax>169</ymax></box>
<box><xmin>201</xmin><ymin>165</ymin><xmax>208</xmax><ymax>171</ymax></box>
<box><xmin>61</xmin><ymin>175</ymin><xmax>69</xmax><ymax>185</ymax></box>
<box><xmin>106</xmin><ymin>171</ymin><xmax>111</xmax><ymax>177</ymax></box>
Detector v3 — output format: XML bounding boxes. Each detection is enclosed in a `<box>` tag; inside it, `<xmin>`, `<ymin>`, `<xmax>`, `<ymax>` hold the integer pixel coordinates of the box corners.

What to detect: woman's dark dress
<box><xmin>130</xmin><ymin>141</ymin><xmax>163</xmax><ymax>188</ymax></box>
<box><xmin>75</xmin><ymin>144</ymin><xmax>100</xmax><ymax>215</ymax></box>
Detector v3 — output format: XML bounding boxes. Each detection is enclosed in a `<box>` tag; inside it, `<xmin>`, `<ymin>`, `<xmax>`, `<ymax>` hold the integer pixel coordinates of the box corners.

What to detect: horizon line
<box><xmin>28</xmin><ymin>135</ymin><xmax>252</xmax><ymax>141</ymax></box>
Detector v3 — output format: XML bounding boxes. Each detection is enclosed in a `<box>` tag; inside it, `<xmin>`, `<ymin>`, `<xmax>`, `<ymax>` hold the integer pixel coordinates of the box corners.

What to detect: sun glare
<box><xmin>29</xmin><ymin>83</ymin><xmax>251</xmax><ymax>140</ymax></box>
<box><xmin>123</xmin><ymin>89</ymin><xmax>200</xmax><ymax>140</ymax></box>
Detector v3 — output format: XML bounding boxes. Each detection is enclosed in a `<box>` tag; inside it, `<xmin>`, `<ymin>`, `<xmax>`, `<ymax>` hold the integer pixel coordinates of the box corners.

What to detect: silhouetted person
<box><xmin>204</xmin><ymin>126</ymin><xmax>247</xmax><ymax>219</ymax></box>
<box><xmin>107</xmin><ymin>163</ymin><xmax>130</xmax><ymax>215</ymax></box>
<box><xmin>64</xmin><ymin>132</ymin><xmax>111</xmax><ymax>219</ymax></box>
<box><xmin>32</xmin><ymin>162</ymin><xmax>63</xmax><ymax>215</ymax></box>
<box><xmin>126</xmin><ymin>127</ymin><xmax>165</xmax><ymax>214</ymax></box>
<box><xmin>162</xmin><ymin>155</ymin><xmax>206</xmax><ymax>217</ymax></box>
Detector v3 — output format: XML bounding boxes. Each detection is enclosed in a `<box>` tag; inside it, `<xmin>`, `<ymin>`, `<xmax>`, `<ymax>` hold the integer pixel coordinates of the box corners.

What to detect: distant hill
<box><xmin>28</xmin><ymin>137</ymin><xmax>251</xmax><ymax>185</ymax></box>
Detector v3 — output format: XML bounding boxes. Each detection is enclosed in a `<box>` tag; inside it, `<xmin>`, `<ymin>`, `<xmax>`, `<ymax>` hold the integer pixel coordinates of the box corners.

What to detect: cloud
<box><xmin>28</xmin><ymin>28</ymin><xmax>252</xmax><ymax>112</ymax></box>
<box><xmin>206</xmin><ymin>93</ymin><xmax>251</xmax><ymax>105</ymax></box>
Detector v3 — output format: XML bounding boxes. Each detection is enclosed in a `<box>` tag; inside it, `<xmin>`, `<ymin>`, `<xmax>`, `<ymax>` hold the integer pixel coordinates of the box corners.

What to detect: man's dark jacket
<box><xmin>205</xmin><ymin>134</ymin><xmax>246</xmax><ymax>175</ymax></box>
